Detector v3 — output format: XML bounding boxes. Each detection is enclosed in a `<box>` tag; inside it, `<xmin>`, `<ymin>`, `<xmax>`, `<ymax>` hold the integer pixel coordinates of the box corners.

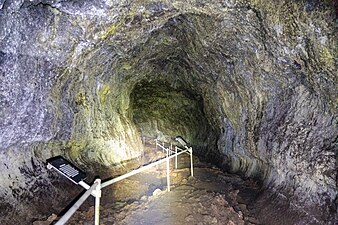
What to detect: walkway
<box><xmin>63</xmin><ymin>149</ymin><xmax>261</xmax><ymax>225</ymax></box>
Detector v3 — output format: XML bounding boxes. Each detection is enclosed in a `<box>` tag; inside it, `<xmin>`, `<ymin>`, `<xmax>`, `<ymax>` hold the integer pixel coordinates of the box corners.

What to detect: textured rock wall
<box><xmin>0</xmin><ymin>1</ymin><xmax>144</xmax><ymax>223</ymax></box>
<box><xmin>0</xmin><ymin>0</ymin><xmax>336</xmax><ymax>224</ymax></box>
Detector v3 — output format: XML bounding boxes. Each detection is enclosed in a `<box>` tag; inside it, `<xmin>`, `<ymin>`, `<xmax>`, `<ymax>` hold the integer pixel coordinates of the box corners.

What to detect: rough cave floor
<box><xmin>42</xmin><ymin>142</ymin><xmax>270</xmax><ymax>225</ymax></box>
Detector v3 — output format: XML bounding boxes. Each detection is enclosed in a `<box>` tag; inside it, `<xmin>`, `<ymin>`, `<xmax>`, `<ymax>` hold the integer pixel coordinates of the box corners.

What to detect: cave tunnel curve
<box><xmin>109</xmin><ymin>10</ymin><xmax>338</xmax><ymax>224</ymax></box>
<box><xmin>115</xmin><ymin>12</ymin><xmax>226</xmax><ymax>156</ymax></box>
<box><xmin>0</xmin><ymin>1</ymin><xmax>337</xmax><ymax>225</ymax></box>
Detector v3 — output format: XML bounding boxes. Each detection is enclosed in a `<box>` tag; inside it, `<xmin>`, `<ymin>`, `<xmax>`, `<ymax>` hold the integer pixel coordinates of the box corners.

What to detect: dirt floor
<box><xmin>36</xmin><ymin>143</ymin><xmax>262</xmax><ymax>225</ymax></box>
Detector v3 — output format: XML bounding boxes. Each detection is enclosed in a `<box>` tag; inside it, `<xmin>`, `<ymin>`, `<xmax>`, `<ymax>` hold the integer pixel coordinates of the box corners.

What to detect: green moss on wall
<box><xmin>66</xmin><ymin>139</ymin><xmax>88</xmax><ymax>160</ymax></box>
<box><xmin>100</xmin><ymin>23</ymin><xmax>121</xmax><ymax>40</ymax></box>
<box><xmin>99</xmin><ymin>84</ymin><xmax>111</xmax><ymax>105</ymax></box>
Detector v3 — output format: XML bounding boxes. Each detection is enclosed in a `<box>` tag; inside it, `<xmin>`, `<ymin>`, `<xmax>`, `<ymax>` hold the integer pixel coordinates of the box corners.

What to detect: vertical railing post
<box><xmin>189</xmin><ymin>147</ymin><xmax>194</xmax><ymax>177</ymax></box>
<box><xmin>175</xmin><ymin>146</ymin><xmax>178</xmax><ymax>169</ymax></box>
<box><xmin>162</xmin><ymin>141</ymin><xmax>165</xmax><ymax>153</ymax></box>
<box><xmin>94</xmin><ymin>179</ymin><xmax>101</xmax><ymax>225</ymax></box>
<box><xmin>166</xmin><ymin>149</ymin><xmax>170</xmax><ymax>192</ymax></box>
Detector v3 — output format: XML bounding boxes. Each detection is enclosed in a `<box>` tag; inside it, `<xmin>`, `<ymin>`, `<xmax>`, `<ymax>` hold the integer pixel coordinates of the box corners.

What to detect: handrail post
<box><xmin>94</xmin><ymin>179</ymin><xmax>101</xmax><ymax>225</ymax></box>
<box><xmin>162</xmin><ymin>141</ymin><xmax>165</xmax><ymax>153</ymax></box>
<box><xmin>175</xmin><ymin>146</ymin><xmax>178</xmax><ymax>169</ymax></box>
<box><xmin>166</xmin><ymin>149</ymin><xmax>170</xmax><ymax>192</ymax></box>
<box><xmin>189</xmin><ymin>147</ymin><xmax>194</xmax><ymax>177</ymax></box>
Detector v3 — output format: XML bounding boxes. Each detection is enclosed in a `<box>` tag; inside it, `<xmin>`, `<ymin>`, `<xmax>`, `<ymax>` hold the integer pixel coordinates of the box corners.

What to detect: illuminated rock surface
<box><xmin>0</xmin><ymin>0</ymin><xmax>337</xmax><ymax>224</ymax></box>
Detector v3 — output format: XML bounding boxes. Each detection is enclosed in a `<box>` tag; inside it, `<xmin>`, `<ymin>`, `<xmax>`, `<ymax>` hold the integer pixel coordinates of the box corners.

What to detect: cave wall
<box><xmin>0</xmin><ymin>0</ymin><xmax>337</xmax><ymax>224</ymax></box>
<box><xmin>0</xmin><ymin>1</ymin><xmax>145</xmax><ymax>223</ymax></box>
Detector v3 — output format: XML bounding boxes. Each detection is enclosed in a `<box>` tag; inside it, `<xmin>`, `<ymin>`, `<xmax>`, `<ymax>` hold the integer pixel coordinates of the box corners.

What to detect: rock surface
<box><xmin>0</xmin><ymin>0</ymin><xmax>337</xmax><ymax>224</ymax></box>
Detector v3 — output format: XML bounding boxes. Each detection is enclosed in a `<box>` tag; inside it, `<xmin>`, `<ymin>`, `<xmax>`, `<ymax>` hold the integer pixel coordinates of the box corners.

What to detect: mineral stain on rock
<box><xmin>0</xmin><ymin>0</ymin><xmax>337</xmax><ymax>224</ymax></box>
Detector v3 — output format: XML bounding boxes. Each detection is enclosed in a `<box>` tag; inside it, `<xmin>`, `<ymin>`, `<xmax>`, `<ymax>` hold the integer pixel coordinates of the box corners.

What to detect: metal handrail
<box><xmin>53</xmin><ymin>138</ymin><xmax>193</xmax><ymax>225</ymax></box>
<box><xmin>55</xmin><ymin>179</ymin><xmax>101</xmax><ymax>225</ymax></box>
<box><xmin>156</xmin><ymin>142</ymin><xmax>176</xmax><ymax>154</ymax></box>
<box><xmin>101</xmin><ymin>148</ymin><xmax>189</xmax><ymax>188</ymax></box>
<box><xmin>155</xmin><ymin>140</ymin><xmax>192</xmax><ymax>170</ymax></box>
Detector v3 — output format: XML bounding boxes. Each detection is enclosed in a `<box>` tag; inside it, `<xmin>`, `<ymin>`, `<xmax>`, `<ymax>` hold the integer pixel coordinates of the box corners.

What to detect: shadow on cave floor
<box><xmin>47</xmin><ymin>143</ymin><xmax>267</xmax><ymax>225</ymax></box>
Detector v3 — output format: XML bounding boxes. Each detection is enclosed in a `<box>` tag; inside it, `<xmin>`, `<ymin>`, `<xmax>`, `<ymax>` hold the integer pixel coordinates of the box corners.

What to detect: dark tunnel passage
<box><xmin>0</xmin><ymin>0</ymin><xmax>337</xmax><ymax>225</ymax></box>
<box><xmin>130</xmin><ymin>79</ymin><xmax>216</xmax><ymax>153</ymax></box>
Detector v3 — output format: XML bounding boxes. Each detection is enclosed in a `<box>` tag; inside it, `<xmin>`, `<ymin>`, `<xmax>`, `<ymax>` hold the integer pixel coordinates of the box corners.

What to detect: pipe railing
<box><xmin>155</xmin><ymin>139</ymin><xmax>193</xmax><ymax>172</ymax></box>
<box><xmin>52</xmin><ymin>138</ymin><xmax>193</xmax><ymax>225</ymax></box>
<box><xmin>101</xmin><ymin>147</ymin><xmax>190</xmax><ymax>188</ymax></box>
<box><xmin>155</xmin><ymin>139</ymin><xmax>175</xmax><ymax>154</ymax></box>
<box><xmin>55</xmin><ymin>179</ymin><xmax>101</xmax><ymax>225</ymax></box>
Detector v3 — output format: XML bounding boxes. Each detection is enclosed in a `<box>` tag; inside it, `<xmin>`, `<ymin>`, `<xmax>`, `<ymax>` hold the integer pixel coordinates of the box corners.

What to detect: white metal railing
<box><xmin>55</xmin><ymin>179</ymin><xmax>101</xmax><ymax>225</ymax></box>
<box><xmin>155</xmin><ymin>139</ymin><xmax>193</xmax><ymax>177</ymax></box>
<box><xmin>52</xmin><ymin>137</ymin><xmax>193</xmax><ymax>225</ymax></box>
<box><xmin>101</xmin><ymin>147</ymin><xmax>191</xmax><ymax>188</ymax></box>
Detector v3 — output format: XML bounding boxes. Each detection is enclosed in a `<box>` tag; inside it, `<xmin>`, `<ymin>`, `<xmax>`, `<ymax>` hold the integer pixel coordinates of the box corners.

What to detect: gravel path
<box><xmin>32</xmin><ymin>144</ymin><xmax>262</xmax><ymax>225</ymax></box>
<box><xmin>59</xmin><ymin>150</ymin><xmax>262</xmax><ymax>225</ymax></box>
